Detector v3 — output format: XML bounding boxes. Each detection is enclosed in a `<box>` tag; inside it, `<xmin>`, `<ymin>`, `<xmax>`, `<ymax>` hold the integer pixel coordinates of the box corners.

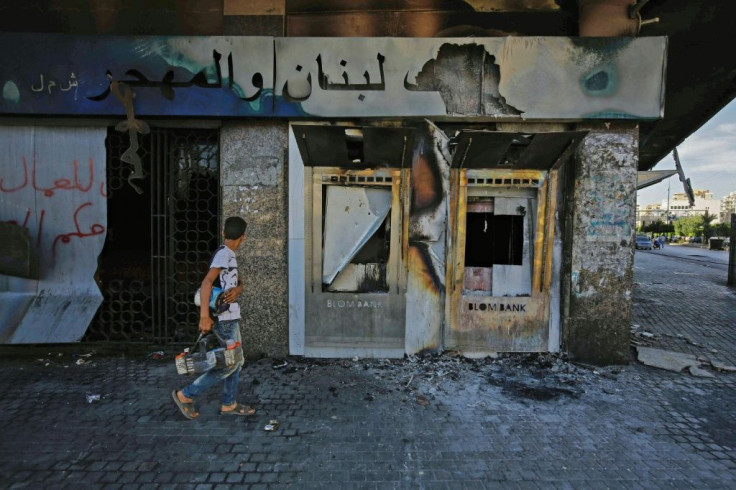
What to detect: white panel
<box><xmin>0</xmin><ymin>126</ymin><xmax>107</xmax><ymax>343</ymax></box>
<box><xmin>322</xmin><ymin>186</ymin><xmax>391</xmax><ymax>285</ymax></box>
<box><xmin>405</xmin><ymin>232</ymin><xmax>446</xmax><ymax>354</ymax></box>
<box><xmin>494</xmin><ymin>197</ymin><xmax>528</xmax><ymax>216</ymax></box>
<box><xmin>327</xmin><ymin>263</ymin><xmax>384</xmax><ymax>292</ymax></box>
<box><xmin>492</xmin><ymin>265</ymin><xmax>532</xmax><ymax>297</ymax></box>
<box><xmin>492</xmin><ymin>197</ymin><xmax>532</xmax><ymax>297</ymax></box>
<box><xmin>288</xmin><ymin>126</ymin><xmax>305</xmax><ymax>355</ymax></box>
<box><xmin>548</xmin><ymin>232</ymin><xmax>563</xmax><ymax>352</ymax></box>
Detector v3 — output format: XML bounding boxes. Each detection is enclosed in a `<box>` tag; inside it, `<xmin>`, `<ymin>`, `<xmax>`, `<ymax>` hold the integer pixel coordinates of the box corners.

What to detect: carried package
<box><xmin>175</xmin><ymin>333</ymin><xmax>243</xmax><ymax>375</ymax></box>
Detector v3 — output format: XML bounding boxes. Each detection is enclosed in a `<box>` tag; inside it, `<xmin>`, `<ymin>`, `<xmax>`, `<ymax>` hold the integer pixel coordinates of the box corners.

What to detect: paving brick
<box><xmin>1</xmin><ymin>248</ymin><xmax>735</xmax><ymax>488</ymax></box>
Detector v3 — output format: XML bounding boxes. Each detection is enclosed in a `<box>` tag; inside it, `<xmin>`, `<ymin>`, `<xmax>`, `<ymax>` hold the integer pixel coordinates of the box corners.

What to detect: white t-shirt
<box><xmin>210</xmin><ymin>245</ymin><xmax>240</xmax><ymax>321</ymax></box>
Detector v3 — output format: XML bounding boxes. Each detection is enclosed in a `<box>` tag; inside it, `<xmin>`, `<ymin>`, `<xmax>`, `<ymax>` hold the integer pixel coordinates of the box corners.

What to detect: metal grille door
<box><xmin>87</xmin><ymin>128</ymin><xmax>220</xmax><ymax>343</ymax></box>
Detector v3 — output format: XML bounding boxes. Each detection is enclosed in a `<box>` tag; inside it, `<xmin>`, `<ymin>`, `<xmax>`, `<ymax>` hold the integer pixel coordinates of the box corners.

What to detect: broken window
<box><xmin>463</xmin><ymin>197</ymin><xmax>530</xmax><ymax>295</ymax></box>
<box><xmin>321</xmin><ymin>185</ymin><xmax>391</xmax><ymax>293</ymax></box>
<box><xmin>465</xmin><ymin>213</ymin><xmax>523</xmax><ymax>267</ymax></box>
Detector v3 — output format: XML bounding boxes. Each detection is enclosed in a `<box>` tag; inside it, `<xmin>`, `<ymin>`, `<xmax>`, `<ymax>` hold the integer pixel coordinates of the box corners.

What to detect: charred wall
<box><xmin>562</xmin><ymin>123</ymin><xmax>638</xmax><ymax>364</ymax></box>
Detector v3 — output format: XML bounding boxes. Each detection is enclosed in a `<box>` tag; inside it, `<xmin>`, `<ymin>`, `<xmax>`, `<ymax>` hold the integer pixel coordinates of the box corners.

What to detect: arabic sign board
<box><xmin>0</xmin><ymin>35</ymin><xmax>274</xmax><ymax>117</ymax></box>
<box><xmin>0</xmin><ymin>33</ymin><xmax>667</xmax><ymax>119</ymax></box>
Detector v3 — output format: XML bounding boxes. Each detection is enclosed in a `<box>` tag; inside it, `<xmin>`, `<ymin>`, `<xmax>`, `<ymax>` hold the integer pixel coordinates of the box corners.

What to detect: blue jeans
<box><xmin>181</xmin><ymin>319</ymin><xmax>244</xmax><ymax>406</ymax></box>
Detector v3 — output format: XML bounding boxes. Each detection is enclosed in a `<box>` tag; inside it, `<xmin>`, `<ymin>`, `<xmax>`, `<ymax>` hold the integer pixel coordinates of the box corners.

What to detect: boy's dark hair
<box><xmin>223</xmin><ymin>217</ymin><xmax>247</xmax><ymax>239</ymax></box>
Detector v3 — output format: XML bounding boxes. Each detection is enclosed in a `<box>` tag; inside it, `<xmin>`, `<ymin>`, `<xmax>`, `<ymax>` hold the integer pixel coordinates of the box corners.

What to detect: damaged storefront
<box><xmin>0</xmin><ymin>34</ymin><xmax>666</xmax><ymax>363</ymax></box>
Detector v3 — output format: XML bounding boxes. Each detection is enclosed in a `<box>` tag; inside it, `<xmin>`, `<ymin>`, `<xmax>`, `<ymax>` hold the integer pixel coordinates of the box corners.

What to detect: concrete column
<box><xmin>221</xmin><ymin>121</ymin><xmax>289</xmax><ymax>357</ymax></box>
<box><xmin>562</xmin><ymin>123</ymin><xmax>638</xmax><ymax>364</ymax></box>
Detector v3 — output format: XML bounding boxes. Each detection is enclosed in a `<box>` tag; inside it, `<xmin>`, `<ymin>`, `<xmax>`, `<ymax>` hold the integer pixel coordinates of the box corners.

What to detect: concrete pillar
<box><xmin>221</xmin><ymin>121</ymin><xmax>289</xmax><ymax>357</ymax></box>
<box><xmin>562</xmin><ymin>123</ymin><xmax>638</xmax><ymax>364</ymax></box>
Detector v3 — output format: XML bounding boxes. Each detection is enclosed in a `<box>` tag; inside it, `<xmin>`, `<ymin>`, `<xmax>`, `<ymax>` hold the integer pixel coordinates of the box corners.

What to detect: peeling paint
<box><xmin>409</xmin><ymin>43</ymin><xmax>523</xmax><ymax>116</ymax></box>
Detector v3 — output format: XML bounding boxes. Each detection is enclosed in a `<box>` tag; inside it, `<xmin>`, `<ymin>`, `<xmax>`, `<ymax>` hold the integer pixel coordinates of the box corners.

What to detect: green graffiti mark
<box><xmin>581</xmin><ymin>64</ymin><xmax>617</xmax><ymax>96</ymax></box>
<box><xmin>3</xmin><ymin>80</ymin><xmax>19</xmax><ymax>104</ymax></box>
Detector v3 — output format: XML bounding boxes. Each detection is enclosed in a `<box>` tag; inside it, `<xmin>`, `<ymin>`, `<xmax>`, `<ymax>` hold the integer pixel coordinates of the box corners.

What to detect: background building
<box><xmin>721</xmin><ymin>191</ymin><xmax>736</xmax><ymax>223</ymax></box>
<box><xmin>636</xmin><ymin>202</ymin><xmax>664</xmax><ymax>229</ymax></box>
<box><xmin>662</xmin><ymin>190</ymin><xmax>722</xmax><ymax>224</ymax></box>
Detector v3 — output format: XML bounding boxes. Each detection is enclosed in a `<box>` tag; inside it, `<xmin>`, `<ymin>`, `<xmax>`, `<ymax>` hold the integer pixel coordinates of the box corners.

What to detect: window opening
<box><xmin>345</xmin><ymin>128</ymin><xmax>364</xmax><ymax>164</ymax></box>
<box><xmin>321</xmin><ymin>185</ymin><xmax>391</xmax><ymax>293</ymax></box>
<box><xmin>465</xmin><ymin>213</ymin><xmax>524</xmax><ymax>267</ymax></box>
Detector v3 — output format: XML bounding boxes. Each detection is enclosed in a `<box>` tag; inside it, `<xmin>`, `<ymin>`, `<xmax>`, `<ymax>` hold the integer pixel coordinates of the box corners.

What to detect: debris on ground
<box><xmin>147</xmin><ymin>351</ymin><xmax>165</xmax><ymax>360</ymax></box>
<box><xmin>86</xmin><ymin>394</ymin><xmax>101</xmax><ymax>403</ymax></box>
<box><xmin>272</xmin><ymin>359</ymin><xmax>288</xmax><ymax>369</ymax></box>
<box><xmin>688</xmin><ymin>365</ymin><xmax>716</xmax><ymax>378</ymax></box>
<box><xmin>685</xmin><ymin>338</ymin><xmax>702</xmax><ymax>347</ymax></box>
<box><xmin>711</xmin><ymin>360</ymin><xmax>736</xmax><ymax>373</ymax></box>
<box><xmin>635</xmin><ymin>346</ymin><xmax>718</xmax><ymax>377</ymax></box>
<box><xmin>264</xmin><ymin>420</ymin><xmax>280</xmax><ymax>431</ymax></box>
<box><xmin>631</xmin><ymin>325</ymin><xmax>659</xmax><ymax>346</ymax></box>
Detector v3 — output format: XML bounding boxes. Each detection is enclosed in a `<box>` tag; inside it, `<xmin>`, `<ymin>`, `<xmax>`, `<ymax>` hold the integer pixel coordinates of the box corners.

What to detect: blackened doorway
<box><xmin>87</xmin><ymin>128</ymin><xmax>220</xmax><ymax>344</ymax></box>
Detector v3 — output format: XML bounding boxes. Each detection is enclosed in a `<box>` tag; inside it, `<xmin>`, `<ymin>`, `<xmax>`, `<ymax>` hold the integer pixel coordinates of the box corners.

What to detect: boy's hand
<box><xmin>199</xmin><ymin>316</ymin><xmax>214</xmax><ymax>333</ymax></box>
<box><xmin>223</xmin><ymin>284</ymin><xmax>243</xmax><ymax>304</ymax></box>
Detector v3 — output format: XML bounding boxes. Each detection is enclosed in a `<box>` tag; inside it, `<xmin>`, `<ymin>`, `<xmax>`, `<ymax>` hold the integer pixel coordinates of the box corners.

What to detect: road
<box><xmin>639</xmin><ymin>242</ymin><xmax>730</xmax><ymax>267</ymax></box>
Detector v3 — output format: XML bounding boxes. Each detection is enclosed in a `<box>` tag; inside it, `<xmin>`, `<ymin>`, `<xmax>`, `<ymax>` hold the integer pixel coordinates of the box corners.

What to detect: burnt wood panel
<box><xmin>286</xmin><ymin>11</ymin><xmax>574</xmax><ymax>37</ymax></box>
<box><xmin>0</xmin><ymin>0</ymin><xmax>224</xmax><ymax>35</ymax></box>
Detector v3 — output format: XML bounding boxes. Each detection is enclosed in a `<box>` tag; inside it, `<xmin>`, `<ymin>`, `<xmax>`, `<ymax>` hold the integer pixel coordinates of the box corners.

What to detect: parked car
<box><xmin>689</xmin><ymin>236</ymin><xmax>702</xmax><ymax>244</ymax></box>
<box><xmin>635</xmin><ymin>236</ymin><xmax>653</xmax><ymax>250</ymax></box>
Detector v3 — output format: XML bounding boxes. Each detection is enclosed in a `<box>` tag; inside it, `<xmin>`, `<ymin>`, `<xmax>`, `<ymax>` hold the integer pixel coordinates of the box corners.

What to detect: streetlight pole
<box><xmin>729</xmin><ymin>213</ymin><xmax>736</xmax><ymax>287</ymax></box>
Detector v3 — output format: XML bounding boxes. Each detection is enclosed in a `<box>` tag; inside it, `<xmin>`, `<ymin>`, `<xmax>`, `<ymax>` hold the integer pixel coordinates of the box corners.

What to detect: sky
<box><xmin>637</xmin><ymin>99</ymin><xmax>736</xmax><ymax>206</ymax></box>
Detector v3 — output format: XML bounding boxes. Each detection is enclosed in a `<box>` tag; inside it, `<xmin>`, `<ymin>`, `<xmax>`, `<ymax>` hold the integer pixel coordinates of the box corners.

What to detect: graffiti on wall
<box><xmin>0</xmin><ymin>34</ymin><xmax>666</xmax><ymax>120</ymax></box>
<box><xmin>0</xmin><ymin>127</ymin><xmax>107</xmax><ymax>343</ymax></box>
<box><xmin>1</xmin><ymin>156</ymin><xmax>106</xmax><ymax>256</ymax></box>
<box><xmin>581</xmin><ymin>172</ymin><xmax>635</xmax><ymax>243</ymax></box>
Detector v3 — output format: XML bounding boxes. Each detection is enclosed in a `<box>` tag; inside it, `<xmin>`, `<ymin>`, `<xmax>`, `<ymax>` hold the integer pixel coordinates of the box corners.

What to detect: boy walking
<box><xmin>172</xmin><ymin>217</ymin><xmax>255</xmax><ymax>419</ymax></box>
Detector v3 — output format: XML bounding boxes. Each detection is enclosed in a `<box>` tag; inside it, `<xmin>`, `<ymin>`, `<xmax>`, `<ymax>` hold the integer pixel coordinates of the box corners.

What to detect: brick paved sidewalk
<box><xmin>0</xmin><ymin>250</ymin><xmax>734</xmax><ymax>489</ymax></box>
<box><xmin>632</xmin><ymin>247</ymin><xmax>736</xmax><ymax>366</ymax></box>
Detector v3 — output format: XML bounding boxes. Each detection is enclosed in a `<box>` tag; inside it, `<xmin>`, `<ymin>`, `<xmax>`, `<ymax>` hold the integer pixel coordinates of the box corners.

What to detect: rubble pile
<box><xmin>260</xmin><ymin>352</ymin><xmax>626</xmax><ymax>406</ymax></box>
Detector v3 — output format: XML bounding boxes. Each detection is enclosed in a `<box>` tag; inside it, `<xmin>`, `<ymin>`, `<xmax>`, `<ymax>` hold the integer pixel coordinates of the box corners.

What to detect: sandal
<box><xmin>171</xmin><ymin>390</ymin><xmax>199</xmax><ymax>420</ymax></box>
<box><xmin>220</xmin><ymin>403</ymin><xmax>256</xmax><ymax>416</ymax></box>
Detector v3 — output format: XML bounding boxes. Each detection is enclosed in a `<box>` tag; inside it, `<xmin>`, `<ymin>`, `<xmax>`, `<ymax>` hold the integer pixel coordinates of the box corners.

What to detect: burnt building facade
<box><xmin>0</xmin><ymin>1</ymin><xmax>722</xmax><ymax>364</ymax></box>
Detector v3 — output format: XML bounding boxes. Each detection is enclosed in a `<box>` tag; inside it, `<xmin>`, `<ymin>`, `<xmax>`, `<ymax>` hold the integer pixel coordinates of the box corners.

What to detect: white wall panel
<box><xmin>0</xmin><ymin>126</ymin><xmax>107</xmax><ymax>343</ymax></box>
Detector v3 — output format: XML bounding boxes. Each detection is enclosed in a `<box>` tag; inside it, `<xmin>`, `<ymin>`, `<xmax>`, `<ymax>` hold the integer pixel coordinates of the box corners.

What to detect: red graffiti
<box><xmin>2</xmin><ymin>155</ymin><xmax>107</xmax><ymax>256</ymax></box>
<box><xmin>7</xmin><ymin>208</ymin><xmax>32</xmax><ymax>228</ymax></box>
<box><xmin>0</xmin><ymin>157</ymin><xmax>28</xmax><ymax>192</ymax></box>
<box><xmin>37</xmin><ymin>210</ymin><xmax>46</xmax><ymax>247</ymax></box>
<box><xmin>51</xmin><ymin>202</ymin><xmax>106</xmax><ymax>257</ymax></box>
<box><xmin>0</xmin><ymin>156</ymin><xmax>101</xmax><ymax>197</ymax></box>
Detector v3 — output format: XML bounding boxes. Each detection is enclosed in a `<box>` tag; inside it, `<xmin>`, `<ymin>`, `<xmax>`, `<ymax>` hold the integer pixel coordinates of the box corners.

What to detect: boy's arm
<box><xmin>222</xmin><ymin>277</ymin><xmax>244</xmax><ymax>304</ymax></box>
<box><xmin>199</xmin><ymin>267</ymin><xmax>221</xmax><ymax>333</ymax></box>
